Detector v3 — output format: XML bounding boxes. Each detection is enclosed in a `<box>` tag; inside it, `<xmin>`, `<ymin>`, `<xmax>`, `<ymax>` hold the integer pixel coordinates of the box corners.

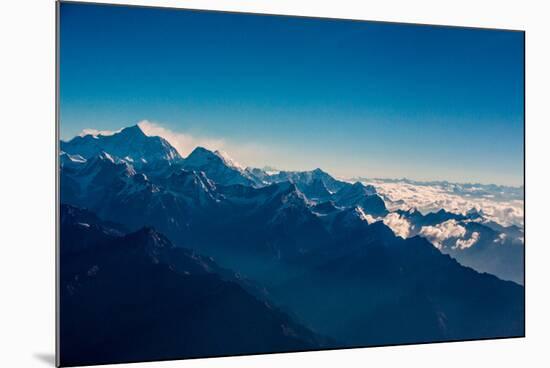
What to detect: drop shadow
<box><xmin>33</xmin><ymin>353</ymin><xmax>56</xmax><ymax>366</ymax></box>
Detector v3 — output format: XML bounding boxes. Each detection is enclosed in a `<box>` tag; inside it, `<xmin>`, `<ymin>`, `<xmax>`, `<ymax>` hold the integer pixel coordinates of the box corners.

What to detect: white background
<box><xmin>1</xmin><ymin>0</ymin><xmax>549</xmax><ymax>367</ymax></box>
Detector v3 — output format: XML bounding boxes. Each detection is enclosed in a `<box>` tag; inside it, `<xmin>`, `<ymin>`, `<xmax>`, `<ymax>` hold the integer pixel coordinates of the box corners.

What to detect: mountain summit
<box><xmin>62</xmin><ymin>124</ymin><xmax>182</xmax><ymax>165</ymax></box>
<box><xmin>182</xmin><ymin>147</ymin><xmax>255</xmax><ymax>186</ymax></box>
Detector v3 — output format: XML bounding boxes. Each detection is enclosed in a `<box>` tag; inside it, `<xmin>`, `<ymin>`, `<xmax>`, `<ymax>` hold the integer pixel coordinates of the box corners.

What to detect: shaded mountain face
<box><xmin>272</xmin><ymin>227</ymin><xmax>524</xmax><ymax>346</ymax></box>
<box><xmin>59</xmin><ymin>123</ymin><xmax>524</xmax><ymax>363</ymax></box>
<box><xmin>397</xmin><ymin>208</ymin><xmax>467</xmax><ymax>230</ymax></box>
<box><xmin>311</xmin><ymin>201</ymin><xmax>341</xmax><ymax>215</ymax></box>
<box><xmin>60</xmin><ymin>149</ymin><xmax>224</xmax><ymax>240</ymax></box>
<box><xmin>247</xmin><ymin>167</ymin><xmax>347</xmax><ymax>193</ymax></box>
<box><xmin>441</xmin><ymin>221</ymin><xmax>524</xmax><ymax>284</ymax></box>
<box><xmin>397</xmin><ymin>208</ymin><xmax>524</xmax><ymax>284</ymax></box>
<box><xmin>60</xmin><ymin>204</ymin><xmax>127</xmax><ymax>255</ymax></box>
<box><xmin>297</xmin><ymin>178</ymin><xmax>332</xmax><ymax>202</ymax></box>
<box><xmin>59</xmin><ymin>209</ymin><xmax>326</xmax><ymax>367</ymax></box>
<box><xmin>61</xmin><ymin>154</ymin><xmax>328</xmax><ymax>268</ymax></box>
<box><xmin>246</xmin><ymin>168</ymin><xmax>388</xmax><ymax>217</ymax></box>
<box><xmin>333</xmin><ymin>182</ymin><xmax>376</xmax><ymax>203</ymax></box>
<box><xmin>182</xmin><ymin>147</ymin><xmax>255</xmax><ymax>186</ymax></box>
<box><xmin>333</xmin><ymin>182</ymin><xmax>388</xmax><ymax>217</ymax></box>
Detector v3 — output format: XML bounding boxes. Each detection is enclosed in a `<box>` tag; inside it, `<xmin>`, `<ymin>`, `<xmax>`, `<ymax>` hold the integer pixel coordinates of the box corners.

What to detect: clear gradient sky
<box><xmin>59</xmin><ymin>2</ymin><xmax>524</xmax><ymax>186</ymax></box>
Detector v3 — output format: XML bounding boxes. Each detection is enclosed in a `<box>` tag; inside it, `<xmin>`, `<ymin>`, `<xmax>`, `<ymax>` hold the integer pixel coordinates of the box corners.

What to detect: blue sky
<box><xmin>59</xmin><ymin>3</ymin><xmax>524</xmax><ymax>186</ymax></box>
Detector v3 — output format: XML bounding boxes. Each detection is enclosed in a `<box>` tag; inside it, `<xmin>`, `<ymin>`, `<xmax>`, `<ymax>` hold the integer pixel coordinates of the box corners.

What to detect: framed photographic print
<box><xmin>56</xmin><ymin>1</ymin><xmax>525</xmax><ymax>366</ymax></box>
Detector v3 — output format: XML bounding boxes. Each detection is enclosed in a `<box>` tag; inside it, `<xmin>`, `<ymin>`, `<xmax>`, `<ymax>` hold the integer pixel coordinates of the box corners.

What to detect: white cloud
<box><xmin>419</xmin><ymin>219</ymin><xmax>467</xmax><ymax>249</ymax></box>
<box><xmin>360</xmin><ymin>180</ymin><xmax>524</xmax><ymax>227</ymax></box>
<box><xmin>494</xmin><ymin>233</ymin><xmax>507</xmax><ymax>244</ymax></box>
<box><xmin>137</xmin><ymin>120</ymin><xmax>225</xmax><ymax>157</ymax></box>
<box><xmin>136</xmin><ymin>120</ymin><xmax>273</xmax><ymax>169</ymax></box>
<box><xmin>382</xmin><ymin>213</ymin><xmax>411</xmax><ymax>239</ymax></box>
<box><xmin>455</xmin><ymin>231</ymin><xmax>480</xmax><ymax>249</ymax></box>
<box><xmin>364</xmin><ymin>213</ymin><xmax>379</xmax><ymax>225</ymax></box>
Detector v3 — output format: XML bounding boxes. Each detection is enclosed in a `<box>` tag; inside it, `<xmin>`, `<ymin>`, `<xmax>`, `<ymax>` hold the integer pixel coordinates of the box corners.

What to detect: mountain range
<box><xmin>59</xmin><ymin>124</ymin><xmax>525</xmax><ymax>365</ymax></box>
<box><xmin>60</xmin><ymin>204</ymin><xmax>327</xmax><ymax>366</ymax></box>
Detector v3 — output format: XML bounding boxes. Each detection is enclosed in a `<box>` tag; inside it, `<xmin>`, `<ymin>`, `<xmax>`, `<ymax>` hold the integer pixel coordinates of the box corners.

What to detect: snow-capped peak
<box><xmin>79</xmin><ymin>127</ymin><xmax>123</xmax><ymax>138</ymax></box>
<box><xmin>185</xmin><ymin>147</ymin><xmax>243</xmax><ymax>171</ymax></box>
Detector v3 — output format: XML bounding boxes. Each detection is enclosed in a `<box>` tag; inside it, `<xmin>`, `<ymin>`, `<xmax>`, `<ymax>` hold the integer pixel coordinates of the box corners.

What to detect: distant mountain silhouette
<box><xmin>59</xmin><ymin>207</ymin><xmax>327</xmax><ymax>366</ymax></box>
<box><xmin>272</xmin><ymin>222</ymin><xmax>524</xmax><ymax>345</ymax></box>
<box><xmin>397</xmin><ymin>208</ymin><xmax>524</xmax><ymax>284</ymax></box>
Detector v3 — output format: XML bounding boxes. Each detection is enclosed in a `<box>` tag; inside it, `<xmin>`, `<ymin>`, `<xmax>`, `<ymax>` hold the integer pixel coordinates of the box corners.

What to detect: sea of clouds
<box><xmin>356</xmin><ymin>178</ymin><xmax>524</xmax><ymax>228</ymax></box>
